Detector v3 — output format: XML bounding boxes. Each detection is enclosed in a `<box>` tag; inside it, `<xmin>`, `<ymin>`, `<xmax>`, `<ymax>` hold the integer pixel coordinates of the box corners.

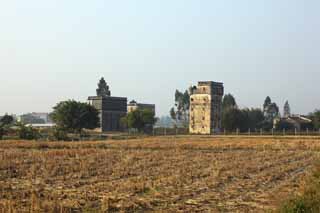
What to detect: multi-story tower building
<box><xmin>88</xmin><ymin>78</ymin><xmax>127</xmax><ymax>132</ymax></box>
<box><xmin>189</xmin><ymin>81</ymin><xmax>224</xmax><ymax>134</ymax></box>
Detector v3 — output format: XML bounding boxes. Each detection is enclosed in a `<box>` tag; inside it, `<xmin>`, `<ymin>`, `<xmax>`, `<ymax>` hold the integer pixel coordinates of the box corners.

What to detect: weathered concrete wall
<box><xmin>88</xmin><ymin>96</ymin><xmax>127</xmax><ymax>132</ymax></box>
<box><xmin>128</xmin><ymin>103</ymin><xmax>156</xmax><ymax>115</ymax></box>
<box><xmin>189</xmin><ymin>81</ymin><xmax>224</xmax><ymax>135</ymax></box>
<box><xmin>189</xmin><ymin>94</ymin><xmax>212</xmax><ymax>134</ymax></box>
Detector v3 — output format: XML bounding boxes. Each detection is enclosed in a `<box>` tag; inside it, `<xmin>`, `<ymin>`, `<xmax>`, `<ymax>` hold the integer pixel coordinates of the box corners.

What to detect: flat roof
<box><xmin>198</xmin><ymin>81</ymin><xmax>224</xmax><ymax>86</ymax></box>
<box><xmin>88</xmin><ymin>96</ymin><xmax>127</xmax><ymax>100</ymax></box>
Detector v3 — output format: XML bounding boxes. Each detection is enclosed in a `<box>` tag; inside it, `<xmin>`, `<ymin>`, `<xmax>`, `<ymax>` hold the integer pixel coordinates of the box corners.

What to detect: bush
<box><xmin>50</xmin><ymin>127</ymin><xmax>69</xmax><ymax>141</ymax></box>
<box><xmin>278</xmin><ymin>163</ymin><xmax>320</xmax><ymax>213</ymax></box>
<box><xmin>18</xmin><ymin>124</ymin><xmax>40</xmax><ymax>140</ymax></box>
<box><xmin>0</xmin><ymin>126</ymin><xmax>4</xmax><ymax>140</ymax></box>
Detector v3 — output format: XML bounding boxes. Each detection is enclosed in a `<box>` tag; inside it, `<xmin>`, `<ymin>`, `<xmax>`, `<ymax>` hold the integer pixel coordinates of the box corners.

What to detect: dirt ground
<box><xmin>0</xmin><ymin>136</ymin><xmax>319</xmax><ymax>212</ymax></box>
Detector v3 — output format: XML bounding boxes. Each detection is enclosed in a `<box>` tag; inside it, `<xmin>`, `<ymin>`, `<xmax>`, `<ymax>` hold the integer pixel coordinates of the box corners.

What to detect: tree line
<box><xmin>170</xmin><ymin>89</ymin><xmax>320</xmax><ymax>133</ymax></box>
<box><xmin>0</xmin><ymin>99</ymin><xmax>157</xmax><ymax>141</ymax></box>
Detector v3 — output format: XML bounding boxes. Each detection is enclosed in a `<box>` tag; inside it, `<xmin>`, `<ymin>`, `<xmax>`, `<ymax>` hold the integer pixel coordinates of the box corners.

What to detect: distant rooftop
<box><xmin>198</xmin><ymin>81</ymin><xmax>223</xmax><ymax>86</ymax></box>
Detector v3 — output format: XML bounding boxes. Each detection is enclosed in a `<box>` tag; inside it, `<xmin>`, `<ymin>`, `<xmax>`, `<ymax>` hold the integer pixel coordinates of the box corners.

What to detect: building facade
<box><xmin>127</xmin><ymin>100</ymin><xmax>155</xmax><ymax>115</ymax></box>
<box><xmin>88</xmin><ymin>78</ymin><xmax>127</xmax><ymax>132</ymax></box>
<box><xmin>189</xmin><ymin>81</ymin><xmax>224</xmax><ymax>134</ymax></box>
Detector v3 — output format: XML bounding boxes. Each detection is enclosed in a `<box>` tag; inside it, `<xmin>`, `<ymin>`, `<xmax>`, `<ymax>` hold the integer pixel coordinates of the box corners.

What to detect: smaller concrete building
<box><xmin>274</xmin><ymin>115</ymin><xmax>313</xmax><ymax>131</ymax></box>
<box><xmin>127</xmin><ymin>100</ymin><xmax>155</xmax><ymax>115</ymax></box>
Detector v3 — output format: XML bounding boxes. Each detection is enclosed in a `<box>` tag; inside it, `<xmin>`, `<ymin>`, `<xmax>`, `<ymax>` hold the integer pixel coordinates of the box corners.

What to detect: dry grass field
<box><xmin>0</xmin><ymin>136</ymin><xmax>319</xmax><ymax>212</ymax></box>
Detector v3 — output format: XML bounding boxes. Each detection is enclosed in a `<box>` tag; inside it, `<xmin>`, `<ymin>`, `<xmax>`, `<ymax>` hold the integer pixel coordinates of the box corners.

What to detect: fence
<box><xmin>150</xmin><ymin>127</ymin><xmax>320</xmax><ymax>137</ymax></box>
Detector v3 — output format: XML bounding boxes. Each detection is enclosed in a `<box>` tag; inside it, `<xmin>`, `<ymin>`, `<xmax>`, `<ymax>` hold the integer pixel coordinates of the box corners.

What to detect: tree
<box><xmin>222</xmin><ymin>107</ymin><xmax>244</xmax><ymax>131</ymax></box>
<box><xmin>222</xmin><ymin>107</ymin><xmax>265</xmax><ymax>132</ymax></box>
<box><xmin>0</xmin><ymin>114</ymin><xmax>14</xmax><ymax>126</ymax></box>
<box><xmin>0</xmin><ymin>125</ymin><xmax>4</xmax><ymax>140</ymax></box>
<box><xmin>263</xmin><ymin>96</ymin><xmax>272</xmax><ymax>110</ymax></box>
<box><xmin>311</xmin><ymin>110</ymin><xmax>320</xmax><ymax>129</ymax></box>
<box><xmin>283</xmin><ymin>101</ymin><xmax>291</xmax><ymax>118</ymax></box>
<box><xmin>17</xmin><ymin>123</ymin><xmax>40</xmax><ymax>140</ymax></box>
<box><xmin>247</xmin><ymin>108</ymin><xmax>265</xmax><ymax>130</ymax></box>
<box><xmin>222</xmin><ymin>94</ymin><xmax>237</xmax><ymax>110</ymax></box>
<box><xmin>122</xmin><ymin>109</ymin><xmax>157</xmax><ymax>133</ymax></box>
<box><xmin>170</xmin><ymin>89</ymin><xmax>190</xmax><ymax>127</ymax></box>
<box><xmin>51</xmin><ymin>100</ymin><xmax>100</xmax><ymax>134</ymax></box>
<box><xmin>262</xmin><ymin>97</ymin><xmax>279</xmax><ymax>130</ymax></box>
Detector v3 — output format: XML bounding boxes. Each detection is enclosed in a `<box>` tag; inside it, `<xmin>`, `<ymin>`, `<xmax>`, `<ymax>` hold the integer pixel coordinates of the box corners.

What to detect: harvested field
<box><xmin>0</xmin><ymin>136</ymin><xmax>319</xmax><ymax>212</ymax></box>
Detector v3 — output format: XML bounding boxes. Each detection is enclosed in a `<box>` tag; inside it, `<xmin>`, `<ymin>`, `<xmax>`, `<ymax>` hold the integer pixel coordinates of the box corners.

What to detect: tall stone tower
<box><xmin>88</xmin><ymin>78</ymin><xmax>127</xmax><ymax>132</ymax></box>
<box><xmin>189</xmin><ymin>81</ymin><xmax>224</xmax><ymax>134</ymax></box>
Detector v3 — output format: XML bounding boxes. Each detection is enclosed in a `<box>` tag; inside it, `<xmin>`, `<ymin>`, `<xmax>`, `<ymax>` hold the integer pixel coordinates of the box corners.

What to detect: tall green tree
<box><xmin>263</xmin><ymin>96</ymin><xmax>272</xmax><ymax>110</ymax></box>
<box><xmin>0</xmin><ymin>125</ymin><xmax>4</xmax><ymax>140</ymax></box>
<box><xmin>222</xmin><ymin>94</ymin><xmax>237</xmax><ymax>110</ymax></box>
<box><xmin>247</xmin><ymin>108</ymin><xmax>265</xmax><ymax>130</ymax></box>
<box><xmin>122</xmin><ymin>109</ymin><xmax>157</xmax><ymax>133</ymax></box>
<box><xmin>222</xmin><ymin>107</ymin><xmax>244</xmax><ymax>131</ymax></box>
<box><xmin>170</xmin><ymin>89</ymin><xmax>190</xmax><ymax>127</ymax></box>
<box><xmin>311</xmin><ymin>110</ymin><xmax>320</xmax><ymax>129</ymax></box>
<box><xmin>51</xmin><ymin>100</ymin><xmax>100</xmax><ymax>134</ymax></box>
<box><xmin>0</xmin><ymin>114</ymin><xmax>14</xmax><ymax>126</ymax></box>
<box><xmin>17</xmin><ymin>122</ymin><xmax>40</xmax><ymax>140</ymax></box>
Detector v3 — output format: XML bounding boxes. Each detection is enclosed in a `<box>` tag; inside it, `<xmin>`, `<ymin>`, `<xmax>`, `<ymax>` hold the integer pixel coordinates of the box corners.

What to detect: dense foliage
<box><xmin>121</xmin><ymin>109</ymin><xmax>157</xmax><ymax>133</ymax></box>
<box><xmin>310</xmin><ymin>110</ymin><xmax>320</xmax><ymax>129</ymax></box>
<box><xmin>221</xmin><ymin>94</ymin><xmax>264</xmax><ymax>132</ymax></box>
<box><xmin>170</xmin><ymin>90</ymin><xmax>190</xmax><ymax>128</ymax></box>
<box><xmin>222</xmin><ymin>93</ymin><xmax>237</xmax><ymax>110</ymax></box>
<box><xmin>17</xmin><ymin>123</ymin><xmax>40</xmax><ymax>140</ymax></box>
<box><xmin>0</xmin><ymin>114</ymin><xmax>14</xmax><ymax>125</ymax></box>
<box><xmin>51</xmin><ymin>100</ymin><xmax>100</xmax><ymax>134</ymax></box>
<box><xmin>279</xmin><ymin>163</ymin><xmax>320</xmax><ymax>213</ymax></box>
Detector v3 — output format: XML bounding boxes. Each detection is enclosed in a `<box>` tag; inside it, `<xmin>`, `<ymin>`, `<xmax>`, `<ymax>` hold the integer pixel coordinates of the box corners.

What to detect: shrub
<box><xmin>278</xmin><ymin>163</ymin><xmax>320</xmax><ymax>213</ymax></box>
<box><xmin>0</xmin><ymin>126</ymin><xmax>4</xmax><ymax>140</ymax></box>
<box><xmin>18</xmin><ymin>124</ymin><xmax>40</xmax><ymax>140</ymax></box>
<box><xmin>50</xmin><ymin>127</ymin><xmax>69</xmax><ymax>141</ymax></box>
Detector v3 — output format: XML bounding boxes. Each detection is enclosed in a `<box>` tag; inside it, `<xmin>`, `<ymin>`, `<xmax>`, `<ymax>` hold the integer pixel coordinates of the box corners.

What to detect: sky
<box><xmin>0</xmin><ymin>0</ymin><xmax>319</xmax><ymax>116</ymax></box>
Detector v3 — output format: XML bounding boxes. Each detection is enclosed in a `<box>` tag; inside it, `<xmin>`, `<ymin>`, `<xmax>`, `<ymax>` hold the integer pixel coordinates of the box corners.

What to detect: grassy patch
<box><xmin>278</xmin><ymin>163</ymin><xmax>320</xmax><ymax>213</ymax></box>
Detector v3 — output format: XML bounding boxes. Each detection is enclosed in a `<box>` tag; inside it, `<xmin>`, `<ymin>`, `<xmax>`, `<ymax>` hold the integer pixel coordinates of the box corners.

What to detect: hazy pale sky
<box><xmin>0</xmin><ymin>1</ymin><xmax>319</xmax><ymax>116</ymax></box>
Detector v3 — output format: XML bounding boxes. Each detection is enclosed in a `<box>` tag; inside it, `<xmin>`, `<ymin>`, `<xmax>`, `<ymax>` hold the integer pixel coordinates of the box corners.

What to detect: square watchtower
<box><xmin>189</xmin><ymin>81</ymin><xmax>224</xmax><ymax>134</ymax></box>
<box><xmin>88</xmin><ymin>78</ymin><xmax>127</xmax><ymax>132</ymax></box>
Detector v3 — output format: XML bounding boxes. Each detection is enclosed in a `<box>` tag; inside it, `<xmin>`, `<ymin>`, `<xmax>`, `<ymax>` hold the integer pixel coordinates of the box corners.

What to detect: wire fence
<box><xmin>150</xmin><ymin>127</ymin><xmax>320</xmax><ymax>137</ymax></box>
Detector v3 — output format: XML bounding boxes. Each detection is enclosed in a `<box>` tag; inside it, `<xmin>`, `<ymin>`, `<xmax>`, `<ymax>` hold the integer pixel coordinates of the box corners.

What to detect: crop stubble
<box><xmin>0</xmin><ymin>136</ymin><xmax>319</xmax><ymax>212</ymax></box>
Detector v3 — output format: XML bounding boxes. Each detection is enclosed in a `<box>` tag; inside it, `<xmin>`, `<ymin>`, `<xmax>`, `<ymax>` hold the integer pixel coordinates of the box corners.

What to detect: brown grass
<box><xmin>0</xmin><ymin>136</ymin><xmax>319</xmax><ymax>212</ymax></box>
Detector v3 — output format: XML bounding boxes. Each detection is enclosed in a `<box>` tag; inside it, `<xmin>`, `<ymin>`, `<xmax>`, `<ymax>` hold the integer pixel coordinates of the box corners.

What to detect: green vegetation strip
<box><xmin>278</xmin><ymin>162</ymin><xmax>320</xmax><ymax>213</ymax></box>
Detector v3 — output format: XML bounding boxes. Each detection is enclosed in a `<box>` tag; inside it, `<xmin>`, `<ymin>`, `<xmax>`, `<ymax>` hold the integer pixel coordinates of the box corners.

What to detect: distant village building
<box><xmin>273</xmin><ymin>102</ymin><xmax>313</xmax><ymax>131</ymax></box>
<box><xmin>18</xmin><ymin>113</ymin><xmax>50</xmax><ymax>124</ymax></box>
<box><xmin>31</xmin><ymin>113</ymin><xmax>52</xmax><ymax>123</ymax></box>
<box><xmin>88</xmin><ymin>78</ymin><xmax>127</xmax><ymax>132</ymax></box>
<box><xmin>274</xmin><ymin>115</ymin><xmax>313</xmax><ymax>131</ymax></box>
<box><xmin>127</xmin><ymin>100</ymin><xmax>155</xmax><ymax>115</ymax></box>
<box><xmin>189</xmin><ymin>81</ymin><xmax>224</xmax><ymax>134</ymax></box>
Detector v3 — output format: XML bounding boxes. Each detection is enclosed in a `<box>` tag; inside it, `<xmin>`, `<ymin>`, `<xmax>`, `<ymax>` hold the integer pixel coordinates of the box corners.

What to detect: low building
<box><xmin>31</xmin><ymin>113</ymin><xmax>51</xmax><ymax>123</ymax></box>
<box><xmin>18</xmin><ymin>113</ymin><xmax>46</xmax><ymax>124</ymax></box>
<box><xmin>275</xmin><ymin>115</ymin><xmax>313</xmax><ymax>131</ymax></box>
<box><xmin>88</xmin><ymin>78</ymin><xmax>127</xmax><ymax>132</ymax></box>
<box><xmin>127</xmin><ymin>100</ymin><xmax>155</xmax><ymax>115</ymax></box>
